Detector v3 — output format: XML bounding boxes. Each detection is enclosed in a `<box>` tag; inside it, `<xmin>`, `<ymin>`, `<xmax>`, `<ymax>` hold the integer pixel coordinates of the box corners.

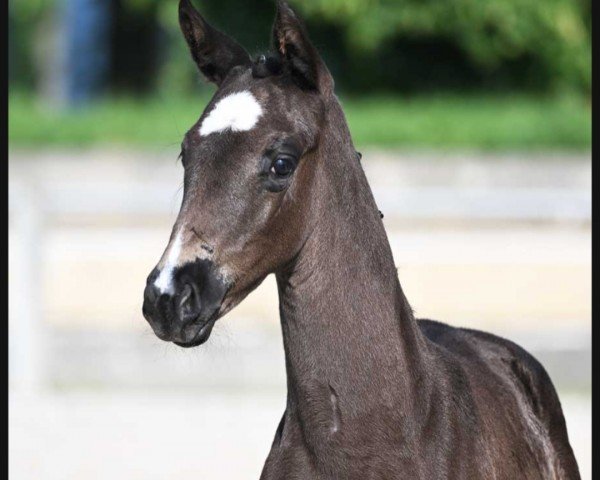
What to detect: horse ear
<box><xmin>179</xmin><ymin>0</ymin><xmax>251</xmax><ymax>85</ymax></box>
<box><xmin>272</xmin><ymin>1</ymin><xmax>334</xmax><ymax>95</ymax></box>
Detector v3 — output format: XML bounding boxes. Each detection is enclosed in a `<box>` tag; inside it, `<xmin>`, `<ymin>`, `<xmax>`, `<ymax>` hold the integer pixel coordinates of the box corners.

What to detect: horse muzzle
<box><xmin>142</xmin><ymin>259</ymin><xmax>229</xmax><ymax>347</ymax></box>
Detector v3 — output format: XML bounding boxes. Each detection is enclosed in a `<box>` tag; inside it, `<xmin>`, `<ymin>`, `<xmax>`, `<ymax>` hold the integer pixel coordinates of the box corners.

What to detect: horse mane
<box><xmin>251</xmin><ymin>53</ymin><xmax>284</xmax><ymax>79</ymax></box>
<box><xmin>251</xmin><ymin>52</ymin><xmax>317</xmax><ymax>91</ymax></box>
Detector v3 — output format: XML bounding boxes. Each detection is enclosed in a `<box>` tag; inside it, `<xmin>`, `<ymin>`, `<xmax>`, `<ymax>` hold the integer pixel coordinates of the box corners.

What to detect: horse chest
<box><xmin>260</xmin><ymin>414</ymin><xmax>484</xmax><ymax>480</ymax></box>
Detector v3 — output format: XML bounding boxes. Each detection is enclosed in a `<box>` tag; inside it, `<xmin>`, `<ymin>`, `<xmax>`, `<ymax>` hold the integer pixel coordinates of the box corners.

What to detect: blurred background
<box><xmin>8</xmin><ymin>0</ymin><xmax>591</xmax><ymax>479</ymax></box>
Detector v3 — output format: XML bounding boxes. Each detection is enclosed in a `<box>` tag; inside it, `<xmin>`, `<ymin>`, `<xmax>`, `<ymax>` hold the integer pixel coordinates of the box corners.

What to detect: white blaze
<box><xmin>199</xmin><ymin>91</ymin><xmax>263</xmax><ymax>136</ymax></box>
<box><xmin>154</xmin><ymin>230</ymin><xmax>183</xmax><ymax>295</ymax></box>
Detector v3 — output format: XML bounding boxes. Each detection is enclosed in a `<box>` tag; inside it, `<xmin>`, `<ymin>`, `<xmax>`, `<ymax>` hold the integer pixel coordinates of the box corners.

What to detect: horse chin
<box><xmin>171</xmin><ymin>288</ymin><xmax>244</xmax><ymax>348</ymax></box>
<box><xmin>173</xmin><ymin>316</ymin><xmax>217</xmax><ymax>348</ymax></box>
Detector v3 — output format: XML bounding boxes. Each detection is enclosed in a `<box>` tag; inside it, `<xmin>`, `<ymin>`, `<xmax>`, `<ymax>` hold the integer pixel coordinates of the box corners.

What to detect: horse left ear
<box><xmin>272</xmin><ymin>1</ymin><xmax>334</xmax><ymax>96</ymax></box>
<box><xmin>179</xmin><ymin>0</ymin><xmax>251</xmax><ymax>85</ymax></box>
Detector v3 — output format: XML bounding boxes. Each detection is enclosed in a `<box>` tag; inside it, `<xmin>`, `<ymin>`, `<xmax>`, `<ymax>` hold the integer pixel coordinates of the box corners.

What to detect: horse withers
<box><xmin>142</xmin><ymin>1</ymin><xmax>581</xmax><ymax>478</ymax></box>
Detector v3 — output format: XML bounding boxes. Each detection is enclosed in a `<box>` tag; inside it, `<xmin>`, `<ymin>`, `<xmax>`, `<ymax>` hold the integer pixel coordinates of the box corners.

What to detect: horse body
<box><xmin>142</xmin><ymin>1</ymin><xmax>580</xmax><ymax>478</ymax></box>
<box><xmin>256</xmin><ymin>101</ymin><xmax>577</xmax><ymax>480</ymax></box>
<box><xmin>260</xmin><ymin>318</ymin><xmax>577</xmax><ymax>479</ymax></box>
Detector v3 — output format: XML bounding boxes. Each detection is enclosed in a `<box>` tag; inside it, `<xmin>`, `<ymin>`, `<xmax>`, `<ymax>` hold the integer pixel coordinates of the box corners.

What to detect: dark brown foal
<box><xmin>142</xmin><ymin>1</ymin><xmax>581</xmax><ymax>478</ymax></box>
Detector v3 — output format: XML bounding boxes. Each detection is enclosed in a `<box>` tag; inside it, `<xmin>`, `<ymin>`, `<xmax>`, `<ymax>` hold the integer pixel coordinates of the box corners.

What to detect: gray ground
<box><xmin>9</xmin><ymin>390</ymin><xmax>590</xmax><ymax>480</ymax></box>
<box><xmin>9</xmin><ymin>149</ymin><xmax>591</xmax><ymax>479</ymax></box>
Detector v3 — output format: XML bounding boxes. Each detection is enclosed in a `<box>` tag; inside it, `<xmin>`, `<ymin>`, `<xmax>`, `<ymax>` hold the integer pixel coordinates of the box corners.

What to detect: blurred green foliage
<box><xmin>9</xmin><ymin>90</ymin><xmax>591</xmax><ymax>149</ymax></box>
<box><xmin>9</xmin><ymin>0</ymin><xmax>591</xmax><ymax>96</ymax></box>
<box><xmin>300</xmin><ymin>0</ymin><xmax>591</xmax><ymax>93</ymax></box>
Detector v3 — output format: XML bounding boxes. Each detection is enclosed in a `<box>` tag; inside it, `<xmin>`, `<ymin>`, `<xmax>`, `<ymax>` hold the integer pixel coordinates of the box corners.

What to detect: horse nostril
<box><xmin>178</xmin><ymin>284</ymin><xmax>193</xmax><ymax>309</ymax></box>
<box><xmin>177</xmin><ymin>283</ymin><xmax>202</xmax><ymax>323</ymax></box>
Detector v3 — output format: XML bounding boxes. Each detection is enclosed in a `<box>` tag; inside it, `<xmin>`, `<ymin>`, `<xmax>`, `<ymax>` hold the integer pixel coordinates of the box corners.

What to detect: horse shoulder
<box><xmin>418</xmin><ymin>318</ymin><xmax>581</xmax><ymax>480</ymax></box>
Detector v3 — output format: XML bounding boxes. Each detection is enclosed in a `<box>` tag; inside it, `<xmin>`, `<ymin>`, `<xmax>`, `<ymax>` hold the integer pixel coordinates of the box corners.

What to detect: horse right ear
<box><xmin>272</xmin><ymin>1</ymin><xmax>334</xmax><ymax>96</ymax></box>
<box><xmin>179</xmin><ymin>0</ymin><xmax>251</xmax><ymax>85</ymax></box>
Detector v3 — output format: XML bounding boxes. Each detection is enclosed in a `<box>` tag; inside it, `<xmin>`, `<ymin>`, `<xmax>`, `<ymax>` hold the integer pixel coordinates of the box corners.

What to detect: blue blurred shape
<box><xmin>65</xmin><ymin>0</ymin><xmax>111</xmax><ymax>107</ymax></box>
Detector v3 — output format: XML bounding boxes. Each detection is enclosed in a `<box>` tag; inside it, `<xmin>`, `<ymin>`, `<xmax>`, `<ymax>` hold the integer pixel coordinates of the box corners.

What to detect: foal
<box><xmin>142</xmin><ymin>1</ymin><xmax>580</xmax><ymax>478</ymax></box>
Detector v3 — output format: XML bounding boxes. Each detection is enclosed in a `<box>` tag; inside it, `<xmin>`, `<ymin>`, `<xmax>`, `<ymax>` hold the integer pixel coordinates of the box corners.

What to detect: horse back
<box><xmin>418</xmin><ymin>319</ymin><xmax>580</xmax><ymax>480</ymax></box>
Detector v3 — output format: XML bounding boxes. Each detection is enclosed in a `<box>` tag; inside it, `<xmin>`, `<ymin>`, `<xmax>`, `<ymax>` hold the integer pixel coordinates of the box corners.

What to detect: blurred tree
<box><xmin>109</xmin><ymin>0</ymin><xmax>162</xmax><ymax>95</ymax></box>
<box><xmin>9</xmin><ymin>0</ymin><xmax>54</xmax><ymax>92</ymax></box>
<box><xmin>8</xmin><ymin>0</ymin><xmax>591</xmax><ymax>98</ymax></box>
<box><xmin>297</xmin><ymin>0</ymin><xmax>591</xmax><ymax>93</ymax></box>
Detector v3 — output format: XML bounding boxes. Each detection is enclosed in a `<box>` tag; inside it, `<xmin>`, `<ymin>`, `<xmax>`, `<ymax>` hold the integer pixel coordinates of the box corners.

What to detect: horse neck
<box><xmin>275</xmin><ymin>99</ymin><xmax>432</xmax><ymax>435</ymax></box>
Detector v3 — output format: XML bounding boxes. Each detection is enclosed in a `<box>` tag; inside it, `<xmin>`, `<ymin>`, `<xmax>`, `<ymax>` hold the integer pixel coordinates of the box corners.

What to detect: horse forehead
<box><xmin>198</xmin><ymin>90</ymin><xmax>265</xmax><ymax>137</ymax></box>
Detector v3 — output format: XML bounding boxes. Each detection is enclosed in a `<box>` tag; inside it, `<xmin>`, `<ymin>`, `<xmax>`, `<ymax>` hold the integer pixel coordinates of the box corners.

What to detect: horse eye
<box><xmin>271</xmin><ymin>157</ymin><xmax>294</xmax><ymax>177</ymax></box>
